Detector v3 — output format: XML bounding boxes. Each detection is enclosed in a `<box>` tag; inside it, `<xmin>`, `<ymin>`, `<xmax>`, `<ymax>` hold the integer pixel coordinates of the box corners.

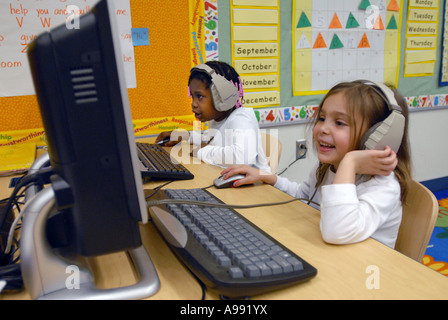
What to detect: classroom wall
<box><xmin>218</xmin><ymin>0</ymin><xmax>448</xmax><ymax>183</ymax></box>
<box><xmin>1</xmin><ymin>0</ymin><xmax>446</xmax><ymax>183</ymax></box>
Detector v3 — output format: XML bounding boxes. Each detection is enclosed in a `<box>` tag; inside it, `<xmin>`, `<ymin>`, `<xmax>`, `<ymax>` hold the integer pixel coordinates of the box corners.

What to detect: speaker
<box><xmin>190</xmin><ymin>64</ymin><xmax>239</xmax><ymax>112</ymax></box>
<box><xmin>359</xmin><ymin>81</ymin><xmax>405</xmax><ymax>153</ymax></box>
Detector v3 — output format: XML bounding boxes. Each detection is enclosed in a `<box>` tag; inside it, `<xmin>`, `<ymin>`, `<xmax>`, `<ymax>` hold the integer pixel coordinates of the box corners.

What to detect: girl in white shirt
<box><xmin>156</xmin><ymin>61</ymin><xmax>270</xmax><ymax>172</ymax></box>
<box><xmin>221</xmin><ymin>80</ymin><xmax>412</xmax><ymax>248</ymax></box>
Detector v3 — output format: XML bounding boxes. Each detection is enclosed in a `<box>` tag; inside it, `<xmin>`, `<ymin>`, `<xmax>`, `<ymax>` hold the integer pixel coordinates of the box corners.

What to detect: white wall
<box><xmin>266</xmin><ymin>108</ymin><xmax>448</xmax><ymax>184</ymax></box>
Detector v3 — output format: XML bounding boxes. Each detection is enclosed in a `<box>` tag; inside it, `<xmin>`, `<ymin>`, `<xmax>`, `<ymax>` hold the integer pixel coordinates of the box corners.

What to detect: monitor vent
<box><xmin>70</xmin><ymin>68</ymin><xmax>98</xmax><ymax>104</ymax></box>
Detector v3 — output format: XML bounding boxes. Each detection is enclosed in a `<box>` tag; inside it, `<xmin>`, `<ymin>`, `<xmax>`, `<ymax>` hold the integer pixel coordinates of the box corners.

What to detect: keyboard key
<box><xmin>229</xmin><ymin>267</ymin><xmax>244</xmax><ymax>279</ymax></box>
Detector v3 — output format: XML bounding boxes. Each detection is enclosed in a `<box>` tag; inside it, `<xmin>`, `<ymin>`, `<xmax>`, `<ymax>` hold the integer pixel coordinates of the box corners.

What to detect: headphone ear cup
<box><xmin>190</xmin><ymin>64</ymin><xmax>239</xmax><ymax>112</ymax></box>
<box><xmin>209</xmin><ymin>74</ymin><xmax>239</xmax><ymax>112</ymax></box>
<box><xmin>359</xmin><ymin>122</ymin><xmax>382</xmax><ymax>150</ymax></box>
<box><xmin>359</xmin><ymin>111</ymin><xmax>405</xmax><ymax>153</ymax></box>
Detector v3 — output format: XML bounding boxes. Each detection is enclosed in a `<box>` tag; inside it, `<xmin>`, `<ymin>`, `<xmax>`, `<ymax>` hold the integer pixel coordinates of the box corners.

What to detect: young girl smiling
<box><xmin>221</xmin><ymin>80</ymin><xmax>412</xmax><ymax>248</ymax></box>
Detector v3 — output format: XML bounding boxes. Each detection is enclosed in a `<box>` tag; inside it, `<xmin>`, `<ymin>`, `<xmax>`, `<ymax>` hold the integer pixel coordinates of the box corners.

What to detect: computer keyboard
<box><xmin>136</xmin><ymin>142</ymin><xmax>194</xmax><ymax>180</ymax></box>
<box><xmin>146</xmin><ymin>187</ymin><xmax>317</xmax><ymax>298</ymax></box>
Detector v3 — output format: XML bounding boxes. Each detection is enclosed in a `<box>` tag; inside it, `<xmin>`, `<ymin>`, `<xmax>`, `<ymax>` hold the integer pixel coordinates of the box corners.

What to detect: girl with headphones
<box><xmin>221</xmin><ymin>80</ymin><xmax>412</xmax><ymax>248</ymax></box>
<box><xmin>156</xmin><ymin>61</ymin><xmax>270</xmax><ymax>171</ymax></box>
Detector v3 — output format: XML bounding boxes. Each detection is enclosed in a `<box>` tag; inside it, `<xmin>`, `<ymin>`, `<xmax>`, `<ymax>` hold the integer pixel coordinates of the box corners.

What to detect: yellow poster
<box><xmin>189</xmin><ymin>0</ymin><xmax>206</xmax><ymax>67</ymax></box>
<box><xmin>292</xmin><ymin>0</ymin><xmax>402</xmax><ymax>96</ymax></box>
<box><xmin>0</xmin><ymin>143</ymin><xmax>36</xmax><ymax>175</ymax></box>
<box><xmin>404</xmin><ymin>2</ymin><xmax>439</xmax><ymax>77</ymax></box>
<box><xmin>133</xmin><ymin>115</ymin><xmax>197</xmax><ymax>137</ymax></box>
<box><xmin>231</xmin><ymin>0</ymin><xmax>281</xmax><ymax>108</ymax></box>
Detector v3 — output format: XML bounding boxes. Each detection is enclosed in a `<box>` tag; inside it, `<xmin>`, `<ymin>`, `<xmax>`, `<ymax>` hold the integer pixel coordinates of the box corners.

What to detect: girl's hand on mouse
<box><xmin>221</xmin><ymin>165</ymin><xmax>276</xmax><ymax>187</ymax></box>
<box><xmin>156</xmin><ymin>130</ymin><xmax>188</xmax><ymax>147</ymax></box>
<box><xmin>334</xmin><ymin>146</ymin><xmax>398</xmax><ymax>184</ymax></box>
<box><xmin>155</xmin><ymin>131</ymin><xmax>172</xmax><ymax>145</ymax></box>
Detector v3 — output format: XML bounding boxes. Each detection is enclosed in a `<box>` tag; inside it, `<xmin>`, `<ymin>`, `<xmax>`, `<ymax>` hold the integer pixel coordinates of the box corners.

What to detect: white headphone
<box><xmin>358</xmin><ymin>80</ymin><xmax>405</xmax><ymax>153</ymax></box>
<box><xmin>190</xmin><ymin>64</ymin><xmax>240</xmax><ymax>112</ymax></box>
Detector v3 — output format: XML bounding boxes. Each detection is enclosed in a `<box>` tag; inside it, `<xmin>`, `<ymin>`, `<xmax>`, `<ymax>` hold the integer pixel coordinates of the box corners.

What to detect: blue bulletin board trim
<box><xmin>440</xmin><ymin>0</ymin><xmax>448</xmax><ymax>87</ymax></box>
<box><xmin>256</xmin><ymin>93</ymin><xmax>448</xmax><ymax>127</ymax></box>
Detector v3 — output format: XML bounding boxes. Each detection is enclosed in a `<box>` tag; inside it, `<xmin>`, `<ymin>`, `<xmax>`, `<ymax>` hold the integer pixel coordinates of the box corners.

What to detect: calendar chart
<box><xmin>293</xmin><ymin>0</ymin><xmax>402</xmax><ymax>96</ymax></box>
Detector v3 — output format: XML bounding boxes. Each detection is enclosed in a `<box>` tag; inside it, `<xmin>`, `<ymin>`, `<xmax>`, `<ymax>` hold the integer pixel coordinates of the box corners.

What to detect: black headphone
<box><xmin>190</xmin><ymin>64</ymin><xmax>239</xmax><ymax>112</ymax></box>
<box><xmin>358</xmin><ymin>80</ymin><xmax>405</xmax><ymax>153</ymax></box>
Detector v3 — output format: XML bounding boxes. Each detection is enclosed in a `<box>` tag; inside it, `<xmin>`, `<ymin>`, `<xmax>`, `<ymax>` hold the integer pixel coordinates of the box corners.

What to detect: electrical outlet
<box><xmin>296</xmin><ymin>139</ymin><xmax>307</xmax><ymax>160</ymax></box>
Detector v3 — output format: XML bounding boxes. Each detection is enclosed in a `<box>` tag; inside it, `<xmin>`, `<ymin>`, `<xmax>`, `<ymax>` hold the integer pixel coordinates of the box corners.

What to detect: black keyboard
<box><xmin>146</xmin><ymin>188</ymin><xmax>317</xmax><ymax>298</ymax></box>
<box><xmin>136</xmin><ymin>142</ymin><xmax>194</xmax><ymax>180</ymax></box>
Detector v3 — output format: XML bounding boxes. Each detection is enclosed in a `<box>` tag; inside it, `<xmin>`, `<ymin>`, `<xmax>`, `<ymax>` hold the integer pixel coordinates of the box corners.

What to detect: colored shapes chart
<box><xmin>293</xmin><ymin>0</ymin><xmax>402</xmax><ymax>96</ymax></box>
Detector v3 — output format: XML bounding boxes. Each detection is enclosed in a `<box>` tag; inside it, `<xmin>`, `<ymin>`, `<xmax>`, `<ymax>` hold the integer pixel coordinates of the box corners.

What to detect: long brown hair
<box><xmin>312</xmin><ymin>81</ymin><xmax>412</xmax><ymax>203</ymax></box>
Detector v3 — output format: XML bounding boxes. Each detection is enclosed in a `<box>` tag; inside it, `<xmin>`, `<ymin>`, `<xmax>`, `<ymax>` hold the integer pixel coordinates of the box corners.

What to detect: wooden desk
<box><xmin>2</xmin><ymin>142</ymin><xmax>448</xmax><ymax>300</ymax></box>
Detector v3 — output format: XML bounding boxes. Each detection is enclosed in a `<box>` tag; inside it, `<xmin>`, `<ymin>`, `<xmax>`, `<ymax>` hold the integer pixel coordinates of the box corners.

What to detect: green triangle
<box><xmin>297</xmin><ymin>11</ymin><xmax>312</xmax><ymax>28</ymax></box>
<box><xmin>346</xmin><ymin>12</ymin><xmax>360</xmax><ymax>28</ymax></box>
<box><xmin>360</xmin><ymin>0</ymin><xmax>371</xmax><ymax>10</ymax></box>
<box><xmin>329</xmin><ymin>34</ymin><xmax>344</xmax><ymax>49</ymax></box>
<box><xmin>386</xmin><ymin>14</ymin><xmax>398</xmax><ymax>30</ymax></box>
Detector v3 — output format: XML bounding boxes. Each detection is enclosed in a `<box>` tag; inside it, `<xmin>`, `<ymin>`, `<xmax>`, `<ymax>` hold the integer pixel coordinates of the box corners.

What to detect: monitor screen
<box><xmin>27</xmin><ymin>0</ymin><xmax>147</xmax><ymax>257</ymax></box>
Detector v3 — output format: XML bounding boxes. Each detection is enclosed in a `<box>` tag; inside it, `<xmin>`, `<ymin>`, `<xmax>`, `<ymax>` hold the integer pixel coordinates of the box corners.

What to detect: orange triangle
<box><xmin>329</xmin><ymin>12</ymin><xmax>343</xmax><ymax>29</ymax></box>
<box><xmin>313</xmin><ymin>32</ymin><xmax>327</xmax><ymax>48</ymax></box>
<box><xmin>373</xmin><ymin>15</ymin><xmax>385</xmax><ymax>30</ymax></box>
<box><xmin>387</xmin><ymin>0</ymin><xmax>400</xmax><ymax>11</ymax></box>
<box><xmin>358</xmin><ymin>33</ymin><xmax>370</xmax><ymax>48</ymax></box>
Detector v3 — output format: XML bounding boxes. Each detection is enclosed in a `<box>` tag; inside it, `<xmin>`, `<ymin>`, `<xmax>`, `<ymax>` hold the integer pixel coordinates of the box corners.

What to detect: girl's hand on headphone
<box><xmin>355</xmin><ymin>146</ymin><xmax>398</xmax><ymax>176</ymax></box>
<box><xmin>334</xmin><ymin>146</ymin><xmax>397</xmax><ymax>184</ymax></box>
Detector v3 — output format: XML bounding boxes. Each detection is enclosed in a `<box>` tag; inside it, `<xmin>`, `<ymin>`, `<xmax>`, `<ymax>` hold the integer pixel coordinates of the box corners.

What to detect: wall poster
<box><xmin>292</xmin><ymin>0</ymin><xmax>402</xmax><ymax>96</ymax></box>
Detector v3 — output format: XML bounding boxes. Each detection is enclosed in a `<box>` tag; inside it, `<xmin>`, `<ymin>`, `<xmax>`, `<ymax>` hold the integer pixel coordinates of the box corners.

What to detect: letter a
<box><xmin>66</xmin><ymin>5</ymin><xmax>80</xmax><ymax>30</ymax></box>
<box><xmin>65</xmin><ymin>265</ymin><xmax>80</xmax><ymax>290</ymax></box>
<box><xmin>365</xmin><ymin>265</ymin><xmax>380</xmax><ymax>289</ymax></box>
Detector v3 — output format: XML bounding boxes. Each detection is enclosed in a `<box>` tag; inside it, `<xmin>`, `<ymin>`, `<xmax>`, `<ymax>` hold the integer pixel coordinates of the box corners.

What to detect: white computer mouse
<box><xmin>213</xmin><ymin>174</ymin><xmax>246</xmax><ymax>189</ymax></box>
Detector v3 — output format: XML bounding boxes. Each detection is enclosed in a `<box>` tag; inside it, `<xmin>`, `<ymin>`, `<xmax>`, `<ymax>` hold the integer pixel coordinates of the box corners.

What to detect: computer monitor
<box><xmin>27</xmin><ymin>0</ymin><xmax>147</xmax><ymax>257</ymax></box>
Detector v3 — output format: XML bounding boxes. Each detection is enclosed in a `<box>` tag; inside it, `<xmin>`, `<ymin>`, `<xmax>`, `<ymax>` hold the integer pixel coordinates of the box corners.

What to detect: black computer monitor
<box><xmin>27</xmin><ymin>0</ymin><xmax>147</xmax><ymax>257</ymax></box>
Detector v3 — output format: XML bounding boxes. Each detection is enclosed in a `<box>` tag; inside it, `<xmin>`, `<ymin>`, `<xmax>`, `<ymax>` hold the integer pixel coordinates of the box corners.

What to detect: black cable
<box><xmin>147</xmin><ymin>196</ymin><xmax>320</xmax><ymax>210</ymax></box>
<box><xmin>0</xmin><ymin>167</ymin><xmax>54</xmax><ymax>263</ymax></box>
<box><xmin>0</xmin><ymin>168</ymin><xmax>54</xmax><ymax>233</ymax></box>
<box><xmin>145</xmin><ymin>180</ymin><xmax>175</xmax><ymax>200</ymax></box>
<box><xmin>0</xmin><ymin>263</ymin><xmax>23</xmax><ymax>292</ymax></box>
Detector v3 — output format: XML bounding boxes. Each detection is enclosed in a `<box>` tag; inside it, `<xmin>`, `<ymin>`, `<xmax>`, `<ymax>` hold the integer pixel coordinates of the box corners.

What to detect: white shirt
<box><xmin>194</xmin><ymin>108</ymin><xmax>271</xmax><ymax>172</ymax></box>
<box><xmin>274</xmin><ymin>167</ymin><xmax>402</xmax><ymax>248</ymax></box>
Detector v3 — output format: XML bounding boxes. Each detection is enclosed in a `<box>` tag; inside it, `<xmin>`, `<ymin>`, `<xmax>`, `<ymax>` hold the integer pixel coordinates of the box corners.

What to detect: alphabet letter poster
<box><xmin>0</xmin><ymin>0</ymin><xmax>134</xmax><ymax>97</ymax></box>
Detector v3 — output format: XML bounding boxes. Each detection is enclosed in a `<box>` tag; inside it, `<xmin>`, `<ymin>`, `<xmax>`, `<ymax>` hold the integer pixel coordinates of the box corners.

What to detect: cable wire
<box><xmin>146</xmin><ymin>196</ymin><xmax>320</xmax><ymax>210</ymax></box>
<box><xmin>277</xmin><ymin>146</ymin><xmax>308</xmax><ymax>176</ymax></box>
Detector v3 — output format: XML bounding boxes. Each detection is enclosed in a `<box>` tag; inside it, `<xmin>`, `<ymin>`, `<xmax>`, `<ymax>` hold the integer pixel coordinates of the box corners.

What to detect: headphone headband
<box><xmin>359</xmin><ymin>80</ymin><xmax>402</xmax><ymax>114</ymax></box>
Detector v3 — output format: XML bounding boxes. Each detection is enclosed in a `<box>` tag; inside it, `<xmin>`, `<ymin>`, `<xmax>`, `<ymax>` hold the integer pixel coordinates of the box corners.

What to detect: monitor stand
<box><xmin>20</xmin><ymin>156</ymin><xmax>160</xmax><ymax>300</ymax></box>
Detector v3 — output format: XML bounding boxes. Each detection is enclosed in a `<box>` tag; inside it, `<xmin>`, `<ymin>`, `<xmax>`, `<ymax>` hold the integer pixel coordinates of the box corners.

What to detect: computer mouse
<box><xmin>213</xmin><ymin>174</ymin><xmax>246</xmax><ymax>189</ymax></box>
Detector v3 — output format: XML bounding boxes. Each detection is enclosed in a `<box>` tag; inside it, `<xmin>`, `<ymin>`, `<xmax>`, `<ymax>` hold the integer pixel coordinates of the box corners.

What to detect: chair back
<box><xmin>395</xmin><ymin>180</ymin><xmax>439</xmax><ymax>262</ymax></box>
<box><xmin>261</xmin><ymin>133</ymin><xmax>282</xmax><ymax>174</ymax></box>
